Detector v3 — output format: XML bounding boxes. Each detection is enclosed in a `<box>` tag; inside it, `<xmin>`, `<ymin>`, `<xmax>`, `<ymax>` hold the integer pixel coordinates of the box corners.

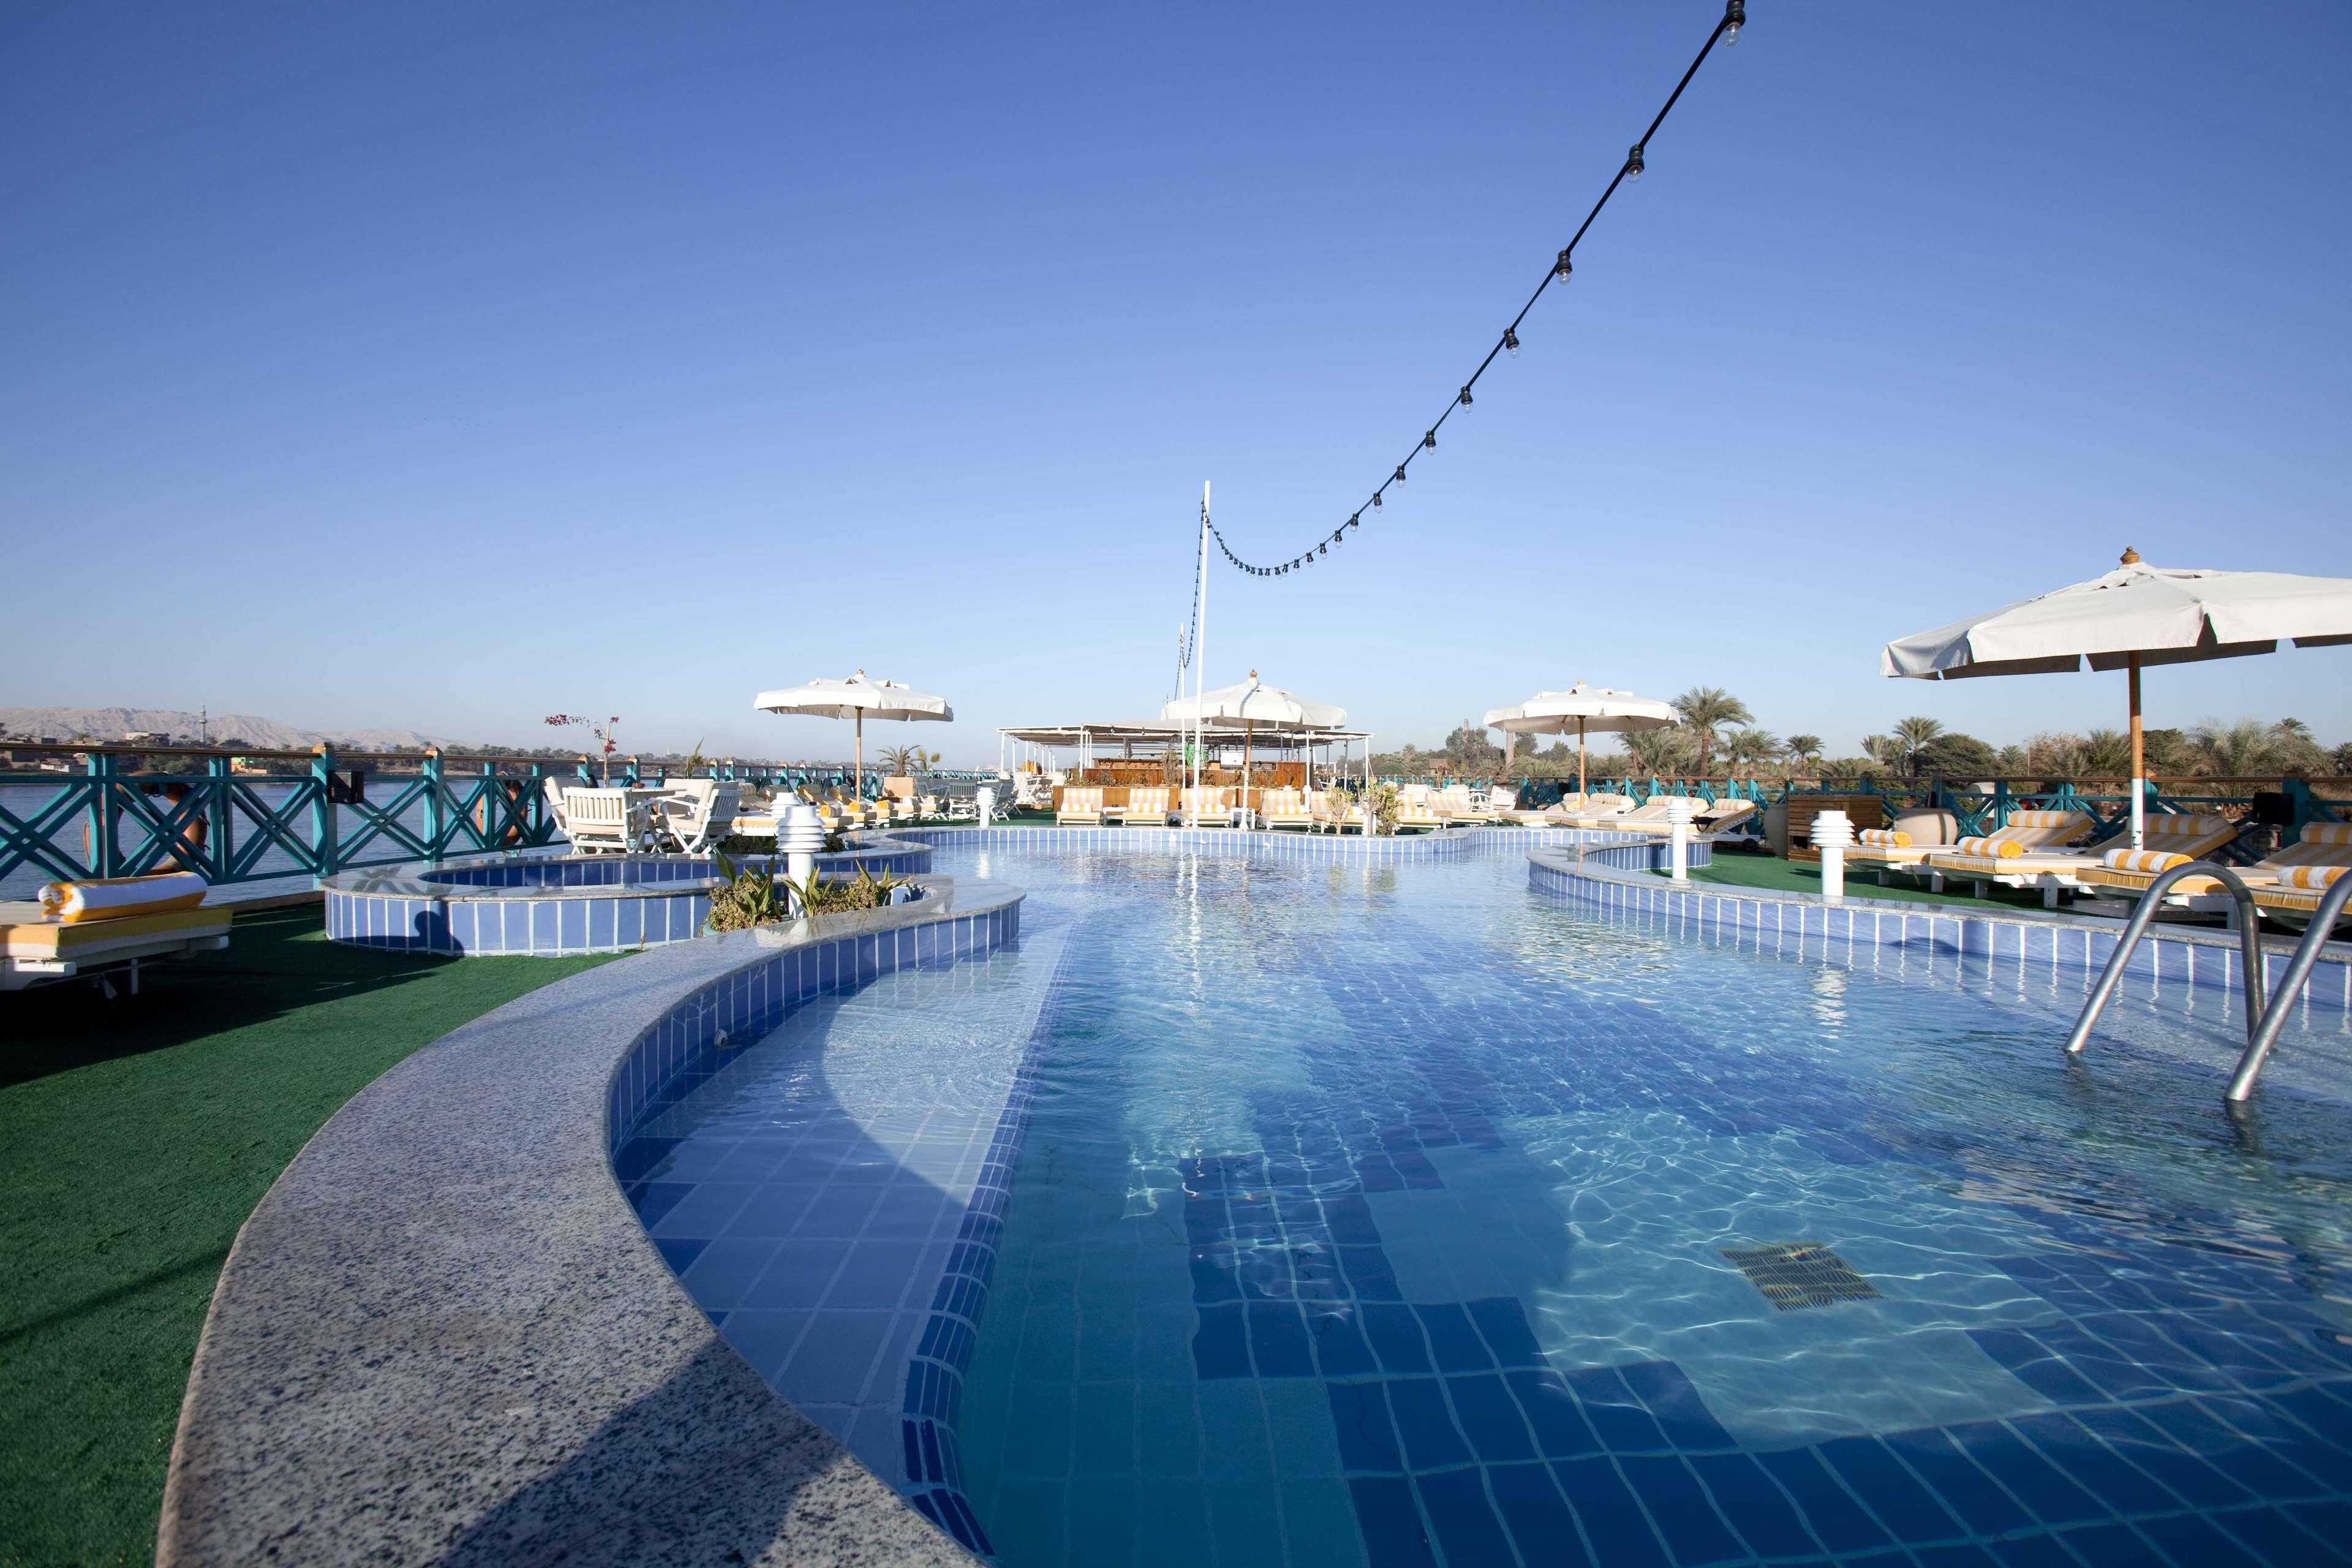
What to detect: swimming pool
<box><xmin>633</xmin><ymin>840</ymin><xmax>2352</xmax><ymax>1567</ymax></box>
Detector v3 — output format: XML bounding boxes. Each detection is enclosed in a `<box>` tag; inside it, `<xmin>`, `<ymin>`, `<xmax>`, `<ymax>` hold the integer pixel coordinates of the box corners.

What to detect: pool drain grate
<box><xmin>1722</xmin><ymin>1242</ymin><xmax>1883</xmax><ymax>1311</ymax></box>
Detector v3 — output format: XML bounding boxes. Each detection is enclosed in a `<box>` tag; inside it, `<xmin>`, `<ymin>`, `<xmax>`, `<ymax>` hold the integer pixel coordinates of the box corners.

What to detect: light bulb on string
<box><xmin>1626</xmin><ymin>145</ymin><xmax>1645</xmax><ymax>183</ymax></box>
<box><xmin>1503</xmin><ymin>328</ymin><xmax>1519</xmax><ymax>356</ymax></box>
<box><xmin>1555</xmin><ymin>251</ymin><xmax>1574</xmax><ymax>285</ymax></box>
<box><xmin>1458</xmin><ymin>387</ymin><xmax>1473</xmax><ymax>407</ymax></box>
<box><xmin>1422</xmin><ymin>431</ymin><xmax>1436</xmax><ymax>450</ymax></box>
<box><xmin>1721</xmin><ymin>0</ymin><xmax>1743</xmax><ymax>47</ymax></box>
<box><xmin>1394</xmin><ymin>466</ymin><xmax>1408</xmax><ymax>484</ymax></box>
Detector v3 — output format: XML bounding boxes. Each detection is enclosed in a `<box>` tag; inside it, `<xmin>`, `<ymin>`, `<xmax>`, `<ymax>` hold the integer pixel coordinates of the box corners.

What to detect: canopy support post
<box><xmin>2127</xmin><ymin>652</ymin><xmax>2145</xmax><ymax>850</ymax></box>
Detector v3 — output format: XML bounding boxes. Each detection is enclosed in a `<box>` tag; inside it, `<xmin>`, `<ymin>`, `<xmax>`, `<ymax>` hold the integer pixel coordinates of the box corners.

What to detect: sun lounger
<box><xmin>1913</xmin><ymin>809</ymin><xmax>2109</xmax><ymax>902</ymax></box>
<box><xmin>1545</xmin><ymin>793</ymin><xmax>1636</xmax><ymax>827</ymax></box>
<box><xmin>2078</xmin><ymin>820</ymin><xmax>2351</xmax><ymax>907</ymax></box>
<box><xmin>1438</xmin><ymin>784</ymin><xmax>1495</xmax><ymax>825</ymax></box>
<box><xmin>1180</xmin><ymin>786</ymin><xmax>1234</xmax><ymax>826</ymax></box>
<box><xmin>1393</xmin><ymin>785</ymin><xmax>1446</xmax><ymax>833</ymax></box>
<box><xmin>1313</xmin><ymin>791</ymin><xmax>1359</xmax><ymax>833</ymax></box>
<box><xmin>1057</xmin><ymin>786</ymin><xmax>1106</xmax><ymax>826</ymax></box>
<box><xmin>1122</xmin><ymin>786</ymin><xmax>1174</xmax><ymax>826</ymax></box>
<box><xmin>2</xmin><ymin>895</ymin><xmax>232</xmax><ymax>992</ymax></box>
<box><xmin>1261</xmin><ymin>788</ymin><xmax>1315</xmax><ymax>831</ymax></box>
<box><xmin>2251</xmin><ymin>864</ymin><xmax>2351</xmax><ymax>927</ymax></box>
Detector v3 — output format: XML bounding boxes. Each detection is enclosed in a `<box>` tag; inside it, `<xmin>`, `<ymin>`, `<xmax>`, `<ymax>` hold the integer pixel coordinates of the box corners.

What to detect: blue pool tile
<box><xmin>1340</xmin><ymin>1246</ymin><xmax>1403</xmax><ymax>1301</ymax></box>
<box><xmin>2010</xmin><ymin>1411</ymin><xmax>2184</xmax><ymax>1515</ymax></box>
<box><xmin>1245</xmin><ymin>1302</ymin><xmax>1314</xmax><ymax>1378</ymax></box>
<box><xmin>1327</xmin><ymin>1382</ymin><xmax>1405</xmax><ymax>1474</ymax></box>
<box><xmin>1446</xmin><ymin>1373</ymin><xmax>1536</xmax><ymax>1463</ymax></box>
<box><xmin>1192</xmin><ymin>1303</ymin><xmax>1250</xmax><ymax>1379</ymax></box>
<box><xmin>1752</xmin><ymin>1446</ymin><xmax>1895</xmax><ymax>1555</ymax></box>
<box><xmin>2135</xmin><ymin>1398</ymin><xmax>2321</xmax><ymax>1500</ymax></box>
<box><xmin>1508</xmin><ymin>1369</ymin><xmax>1601</xmax><ymax>1460</ymax></box>
<box><xmin>1415</xmin><ymin>1466</ymin><xmax>1517</xmax><ymax>1568</ymax></box>
<box><xmin>1308</xmin><ymin>1310</ymin><xmax>1380</xmax><ymax>1378</ymax></box>
<box><xmin>1386</xmin><ymin>1378</ymin><xmax>1474</xmax><ymax>1471</ymax></box>
<box><xmin>1487</xmin><ymin>1460</ymin><xmax>1591</xmax><ymax>1567</ymax></box>
<box><xmin>1685</xmin><ymin>1450</ymin><xmax>1819</xmax><ymax>1559</ymax></box>
<box><xmin>1347</xmin><ymin>1476</ymin><xmax>1437</xmax><ymax>1568</ymax></box>
<box><xmin>1618</xmin><ymin>1360</ymin><xmax>1735</xmax><ymax>1452</ymax></box>
<box><xmin>2068</xmin><ymin>1404</ymin><xmax>2253</xmax><ymax>1509</ymax></box>
<box><xmin>1882</xmin><ymin>1426</ymin><xmax>2033</xmax><ymax>1537</ymax></box>
<box><xmin>1817</xmin><ymin>1434</ymin><xmax>1965</xmax><ymax>1546</ymax></box>
<box><xmin>1980</xmin><ymin>1534</ymin><xmax>2086</xmax><ymax>1568</ymax></box>
<box><xmin>1467</xmin><ymin>1296</ymin><xmax>1547</xmax><ymax>1368</ymax></box>
<box><xmin>1362</xmin><ymin>1303</ymin><xmax>1434</xmax><ymax>1374</ymax></box>
<box><xmin>1912</xmin><ymin>1545</ymin><xmax>2001</xmax><ymax>1568</ymax></box>
<box><xmin>1564</xmin><ymin>1365</ymin><xmax>1672</xmax><ymax>1453</ymax></box>
<box><xmin>653</xmin><ymin>1237</ymin><xmax>707</xmax><ymax>1275</ymax></box>
<box><xmin>2131</xmin><ymin>1511</ymin><xmax>2266</xmax><ymax>1568</ymax></box>
<box><xmin>2213</xmin><ymin>1503</ymin><xmax>2345</xmax><ymax>1566</ymax></box>
<box><xmin>1553</xmin><ymin>1455</ymin><xmax>1671</xmax><ymax>1568</ymax></box>
<box><xmin>1969</xmin><ymin>1327</ymin><xmax>2113</xmax><ymax>1404</ymax></box>
<box><xmin>1416</xmin><ymin>1303</ymin><xmax>1493</xmax><ymax>1373</ymax></box>
<box><xmin>1942</xmin><ymin>1422</ymin><xmax>2106</xmax><ymax>1528</ymax></box>
<box><xmin>628</xmin><ymin>1180</ymin><xmax>695</xmax><ymax>1231</ymax></box>
<box><xmin>1616</xmin><ymin>1453</ymin><xmax>1746</xmax><ymax>1566</ymax></box>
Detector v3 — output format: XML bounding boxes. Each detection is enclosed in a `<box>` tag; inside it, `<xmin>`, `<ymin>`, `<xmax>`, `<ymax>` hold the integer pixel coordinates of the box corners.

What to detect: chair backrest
<box><xmin>1131</xmin><ymin>786</ymin><xmax>1169</xmax><ymax>815</ymax></box>
<box><xmin>543</xmin><ymin>777</ymin><xmax>574</xmax><ymax>833</ymax></box>
<box><xmin>707</xmin><ymin>784</ymin><xmax>741</xmax><ymax>829</ymax></box>
<box><xmin>1999</xmin><ymin>809</ymin><xmax>2094</xmax><ymax>847</ymax></box>
<box><xmin>2271</xmin><ymin>820</ymin><xmax>2352</xmax><ymax>868</ymax></box>
<box><xmin>1263</xmin><ymin>788</ymin><xmax>1303</xmax><ymax>815</ymax></box>
<box><xmin>565</xmin><ymin>789</ymin><xmax>629</xmax><ymax>828</ymax></box>
<box><xmin>1065</xmin><ymin>787</ymin><xmax>1099</xmax><ymax>812</ymax></box>
<box><xmin>2141</xmin><ymin>813</ymin><xmax>2235</xmax><ymax>850</ymax></box>
<box><xmin>1490</xmin><ymin>787</ymin><xmax>1518</xmax><ymax>810</ymax></box>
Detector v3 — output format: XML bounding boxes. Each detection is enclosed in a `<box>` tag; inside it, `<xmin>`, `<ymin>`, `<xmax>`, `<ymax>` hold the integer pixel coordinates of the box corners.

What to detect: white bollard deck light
<box><xmin>778</xmin><ymin>802</ymin><xmax>826</xmax><ymax>915</ymax></box>
<box><xmin>1666</xmin><ymin>796</ymin><xmax>1694</xmax><ymax>883</ymax></box>
<box><xmin>976</xmin><ymin>785</ymin><xmax>996</xmax><ymax>828</ymax></box>
<box><xmin>1813</xmin><ymin>808</ymin><xmax>1852</xmax><ymax>905</ymax></box>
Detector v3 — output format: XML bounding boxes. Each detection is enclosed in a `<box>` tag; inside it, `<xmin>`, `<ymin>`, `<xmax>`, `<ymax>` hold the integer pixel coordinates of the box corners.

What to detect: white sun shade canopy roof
<box><xmin>1483</xmin><ymin>684</ymin><xmax>1677</xmax><ymax>736</ymax></box>
<box><xmin>1161</xmin><ymin>676</ymin><xmax>1346</xmax><ymax>731</ymax></box>
<box><xmin>752</xmin><ymin>671</ymin><xmax>953</xmax><ymax>722</ymax></box>
<box><xmin>1882</xmin><ymin>561</ymin><xmax>2352</xmax><ymax>680</ymax></box>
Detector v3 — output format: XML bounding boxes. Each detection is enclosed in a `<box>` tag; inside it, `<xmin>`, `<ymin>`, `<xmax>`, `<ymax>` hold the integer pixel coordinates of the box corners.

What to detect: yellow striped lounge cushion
<box><xmin>2101</xmin><ymin>848</ymin><xmax>2189</xmax><ymax>873</ymax></box>
<box><xmin>2006</xmin><ymin>810</ymin><xmax>2076</xmax><ymax>828</ymax></box>
<box><xmin>2300</xmin><ymin>822</ymin><xmax>2352</xmax><ymax>846</ymax></box>
<box><xmin>1952</xmin><ymin>836</ymin><xmax>2021</xmax><ymax>859</ymax></box>
<box><xmin>38</xmin><ymin>871</ymin><xmax>209</xmax><ymax>924</ymax></box>
<box><xmin>2279</xmin><ymin>865</ymin><xmax>2346</xmax><ymax>891</ymax></box>
<box><xmin>1856</xmin><ymin>829</ymin><xmax>1911</xmax><ymax>848</ymax></box>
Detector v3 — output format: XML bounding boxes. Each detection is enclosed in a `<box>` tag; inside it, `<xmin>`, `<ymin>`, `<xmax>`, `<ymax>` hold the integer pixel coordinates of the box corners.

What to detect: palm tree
<box><xmin>1723</xmin><ymin>729</ymin><xmax>1781</xmax><ymax>777</ymax></box>
<box><xmin>1891</xmin><ymin>716</ymin><xmax>1945</xmax><ymax>775</ymax></box>
<box><xmin>1624</xmin><ymin>726</ymin><xmax>1692</xmax><ymax>779</ymax></box>
<box><xmin>1670</xmin><ymin>687</ymin><xmax>1754</xmax><ymax>778</ymax></box>
<box><xmin>1782</xmin><ymin>736</ymin><xmax>1823</xmax><ymax>778</ymax></box>
<box><xmin>2080</xmin><ymin>728</ymin><xmax>2133</xmax><ymax>776</ymax></box>
<box><xmin>2191</xmin><ymin>719</ymin><xmax>2276</xmax><ymax>778</ymax></box>
<box><xmin>1861</xmin><ymin>734</ymin><xmax>1906</xmax><ymax>771</ymax></box>
<box><xmin>878</xmin><ymin>743</ymin><xmax>924</xmax><ymax>777</ymax></box>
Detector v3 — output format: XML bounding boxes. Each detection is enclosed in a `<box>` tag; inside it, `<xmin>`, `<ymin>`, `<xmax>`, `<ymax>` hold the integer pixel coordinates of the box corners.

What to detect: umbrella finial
<box><xmin>2119</xmin><ymin>546</ymin><xmax>2141</xmax><ymax>565</ymax></box>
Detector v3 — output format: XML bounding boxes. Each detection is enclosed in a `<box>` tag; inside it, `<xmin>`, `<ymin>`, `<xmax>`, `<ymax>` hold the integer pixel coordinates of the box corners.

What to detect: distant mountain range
<box><xmin>0</xmin><ymin>707</ymin><xmax>458</xmax><ymax>752</ymax></box>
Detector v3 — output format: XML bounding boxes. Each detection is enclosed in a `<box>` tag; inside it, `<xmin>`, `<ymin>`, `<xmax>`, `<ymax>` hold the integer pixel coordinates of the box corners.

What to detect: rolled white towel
<box><xmin>39</xmin><ymin>871</ymin><xmax>209</xmax><ymax>924</ymax></box>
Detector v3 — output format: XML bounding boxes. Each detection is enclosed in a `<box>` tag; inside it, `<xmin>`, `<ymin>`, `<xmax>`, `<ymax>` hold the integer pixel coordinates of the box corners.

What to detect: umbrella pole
<box><xmin>855</xmin><ymin>711</ymin><xmax>863</xmax><ymax>800</ymax></box>
<box><xmin>1578</xmin><ymin>718</ymin><xmax>1588</xmax><ymax>804</ymax></box>
<box><xmin>2127</xmin><ymin>652</ymin><xmax>2144</xmax><ymax>850</ymax></box>
<box><xmin>1244</xmin><ymin>720</ymin><xmax>1253</xmax><ymax>818</ymax></box>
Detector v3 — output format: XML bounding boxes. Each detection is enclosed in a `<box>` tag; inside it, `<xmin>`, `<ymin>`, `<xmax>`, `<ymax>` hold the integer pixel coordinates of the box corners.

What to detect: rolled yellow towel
<box><xmin>1951</xmin><ymin>836</ymin><xmax>2021</xmax><ymax>860</ymax></box>
<box><xmin>38</xmin><ymin>871</ymin><xmax>209</xmax><ymax>924</ymax></box>
<box><xmin>2279</xmin><ymin>865</ymin><xmax>2346</xmax><ymax>891</ymax></box>
<box><xmin>1855</xmin><ymin>828</ymin><xmax>1912</xmax><ymax>848</ymax></box>
<box><xmin>2101</xmin><ymin>848</ymin><xmax>2190</xmax><ymax>873</ymax></box>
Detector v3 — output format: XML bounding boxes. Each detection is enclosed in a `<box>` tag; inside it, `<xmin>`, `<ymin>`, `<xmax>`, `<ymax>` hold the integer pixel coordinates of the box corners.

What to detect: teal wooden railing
<box><xmin>0</xmin><ymin>743</ymin><xmax>1000</xmax><ymax>891</ymax></box>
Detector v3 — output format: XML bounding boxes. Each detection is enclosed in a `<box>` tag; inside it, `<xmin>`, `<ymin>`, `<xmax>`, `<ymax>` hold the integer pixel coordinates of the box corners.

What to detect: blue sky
<box><xmin>5</xmin><ymin>2</ymin><xmax>2348</xmax><ymax>766</ymax></box>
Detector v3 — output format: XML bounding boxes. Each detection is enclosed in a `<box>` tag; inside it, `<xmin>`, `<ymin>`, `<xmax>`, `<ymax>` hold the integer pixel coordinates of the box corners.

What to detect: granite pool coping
<box><xmin>157</xmin><ymin>875</ymin><xmax>1018</xmax><ymax>1568</ymax></box>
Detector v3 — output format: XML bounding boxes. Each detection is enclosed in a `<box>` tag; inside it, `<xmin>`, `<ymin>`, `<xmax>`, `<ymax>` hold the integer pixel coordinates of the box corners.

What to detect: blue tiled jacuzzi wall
<box><xmin>322</xmin><ymin>842</ymin><xmax>935</xmax><ymax>957</ymax></box>
<box><xmin>897</xmin><ymin>824</ymin><xmax>1708</xmax><ymax>869</ymax></box>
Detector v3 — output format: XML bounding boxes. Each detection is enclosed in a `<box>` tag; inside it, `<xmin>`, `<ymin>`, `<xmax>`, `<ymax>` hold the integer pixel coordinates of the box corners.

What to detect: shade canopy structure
<box><xmin>753</xmin><ymin>670</ymin><xmax>952</xmax><ymax>794</ymax></box>
<box><xmin>1161</xmin><ymin>673</ymin><xmax>1347</xmax><ymax>810</ymax></box>
<box><xmin>1882</xmin><ymin>550</ymin><xmax>2352</xmax><ymax>845</ymax></box>
<box><xmin>1485</xmin><ymin>684</ymin><xmax>1678</xmax><ymax>800</ymax></box>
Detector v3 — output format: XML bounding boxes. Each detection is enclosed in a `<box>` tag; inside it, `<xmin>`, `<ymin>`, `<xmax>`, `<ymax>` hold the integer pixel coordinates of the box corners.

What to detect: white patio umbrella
<box><xmin>1882</xmin><ymin>549</ymin><xmax>2352</xmax><ymax>846</ymax></box>
<box><xmin>1161</xmin><ymin>672</ymin><xmax>1346</xmax><ymax>812</ymax></box>
<box><xmin>1485</xmin><ymin>683</ymin><xmax>1678</xmax><ymax>802</ymax></box>
<box><xmin>752</xmin><ymin>670</ymin><xmax>953</xmax><ymax>796</ymax></box>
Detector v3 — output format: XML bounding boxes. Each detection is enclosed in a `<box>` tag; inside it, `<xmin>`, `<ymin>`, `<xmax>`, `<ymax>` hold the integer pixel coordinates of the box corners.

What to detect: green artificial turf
<box><xmin>0</xmin><ymin>907</ymin><xmax>616</xmax><ymax>1568</ymax></box>
<box><xmin>1664</xmin><ymin>850</ymin><xmax>2058</xmax><ymax>912</ymax></box>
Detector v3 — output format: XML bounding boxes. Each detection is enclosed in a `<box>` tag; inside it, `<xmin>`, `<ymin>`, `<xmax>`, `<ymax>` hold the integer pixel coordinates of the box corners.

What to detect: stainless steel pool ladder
<box><xmin>2062</xmin><ymin>860</ymin><xmax>2352</xmax><ymax>1104</ymax></box>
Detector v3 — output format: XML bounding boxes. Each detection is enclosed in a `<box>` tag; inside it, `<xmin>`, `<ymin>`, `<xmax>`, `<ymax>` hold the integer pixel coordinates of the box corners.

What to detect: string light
<box><xmin>1200</xmin><ymin>0</ymin><xmax>1744</xmax><ymax>579</ymax></box>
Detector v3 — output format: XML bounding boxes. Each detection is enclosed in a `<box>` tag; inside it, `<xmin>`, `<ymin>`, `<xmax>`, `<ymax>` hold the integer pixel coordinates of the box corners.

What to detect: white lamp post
<box><xmin>1666</xmin><ymin>796</ymin><xmax>1694</xmax><ymax>884</ymax></box>
<box><xmin>777</xmin><ymin>802</ymin><xmax>826</xmax><ymax>915</ymax></box>
<box><xmin>1813</xmin><ymin>809</ymin><xmax>1852</xmax><ymax>904</ymax></box>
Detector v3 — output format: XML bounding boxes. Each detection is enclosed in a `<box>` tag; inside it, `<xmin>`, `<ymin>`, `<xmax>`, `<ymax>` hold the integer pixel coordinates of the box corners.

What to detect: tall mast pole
<box><xmin>1193</xmin><ymin>482</ymin><xmax>1211</xmax><ymax>801</ymax></box>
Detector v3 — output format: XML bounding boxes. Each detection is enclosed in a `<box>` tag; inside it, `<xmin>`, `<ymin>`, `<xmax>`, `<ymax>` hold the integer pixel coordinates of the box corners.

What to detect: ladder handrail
<box><xmin>2224</xmin><ymin>871</ymin><xmax>2352</xmax><ymax>1103</ymax></box>
<box><xmin>2063</xmin><ymin>861</ymin><xmax>2267</xmax><ymax>1060</ymax></box>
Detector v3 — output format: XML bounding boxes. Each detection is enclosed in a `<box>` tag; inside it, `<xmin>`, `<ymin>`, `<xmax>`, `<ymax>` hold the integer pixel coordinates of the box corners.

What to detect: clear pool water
<box><xmin>636</xmin><ymin>841</ymin><xmax>2352</xmax><ymax>1567</ymax></box>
